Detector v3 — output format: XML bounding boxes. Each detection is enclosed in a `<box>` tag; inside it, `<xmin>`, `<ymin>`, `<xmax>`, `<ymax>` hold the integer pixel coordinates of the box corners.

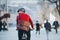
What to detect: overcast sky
<box><xmin>7</xmin><ymin>0</ymin><xmax>39</xmax><ymax>7</ymax></box>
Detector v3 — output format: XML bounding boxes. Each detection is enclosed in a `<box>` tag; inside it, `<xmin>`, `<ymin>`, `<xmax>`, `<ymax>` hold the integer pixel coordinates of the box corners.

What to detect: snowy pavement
<box><xmin>0</xmin><ymin>27</ymin><xmax>60</xmax><ymax>40</ymax></box>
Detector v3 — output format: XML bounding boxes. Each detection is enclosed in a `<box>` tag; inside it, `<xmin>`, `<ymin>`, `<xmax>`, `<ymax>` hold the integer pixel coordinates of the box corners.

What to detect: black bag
<box><xmin>48</xmin><ymin>29</ymin><xmax>51</xmax><ymax>32</ymax></box>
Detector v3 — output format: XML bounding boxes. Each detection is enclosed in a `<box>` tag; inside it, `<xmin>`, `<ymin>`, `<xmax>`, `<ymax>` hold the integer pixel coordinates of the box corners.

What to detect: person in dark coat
<box><xmin>2</xmin><ymin>21</ymin><xmax>7</xmax><ymax>31</ymax></box>
<box><xmin>53</xmin><ymin>20</ymin><xmax>59</xmax><ymax>33</ymax></box>
<box><xmin>44</xmin><ymin>20</ymin><xmax>51</xmax><ymax>40</ymax></box>
<box><xmin>44</xmin><ymin>20</ymin><xmax>51</xmax><ymax>34</ymax></box>
<box><xmin>0</xmin><ymin>20</ymin><xmax>3</xmax><ymax>31</ymax></box>
<box><xmin>36</xmin><ymin>21</ymin><xmax>40</xmax><ymax>34</ymax></box>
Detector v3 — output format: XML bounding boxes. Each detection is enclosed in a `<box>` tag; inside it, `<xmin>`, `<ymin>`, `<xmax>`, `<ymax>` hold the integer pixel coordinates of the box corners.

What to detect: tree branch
<box><xmin>48</xmin><ymin>0</ymin><xmax>57</xmax><ymax>3</ymax></box>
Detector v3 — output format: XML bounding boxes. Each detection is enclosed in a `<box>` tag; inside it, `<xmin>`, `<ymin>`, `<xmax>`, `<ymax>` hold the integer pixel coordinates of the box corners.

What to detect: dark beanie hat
<box><xmin>17</xmin><ymin>8</ymin><xmax>25</xmax><ymax>12</ymax></box>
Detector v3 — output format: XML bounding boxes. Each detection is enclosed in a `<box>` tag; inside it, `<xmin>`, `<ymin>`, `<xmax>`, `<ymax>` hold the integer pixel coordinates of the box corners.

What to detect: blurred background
<box><xmin>0</xmin><ymin>0</ymin><xmax>60</xmax><ymax>27</ymax></box>
<box><xmin>0</xmin><ymin>0</ymin><xmax>60</xmax><ymax>40</ymax></box>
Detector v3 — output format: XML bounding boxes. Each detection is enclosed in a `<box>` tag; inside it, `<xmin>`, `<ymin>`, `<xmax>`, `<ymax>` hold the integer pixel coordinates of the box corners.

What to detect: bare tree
<box><xmin>48</xmin><ymin>0</ymin><xmax>60</xmax><ymax>16</ymax></box>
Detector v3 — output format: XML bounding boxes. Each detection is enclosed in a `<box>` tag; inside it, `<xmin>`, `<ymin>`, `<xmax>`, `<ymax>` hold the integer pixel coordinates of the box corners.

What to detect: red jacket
<box><xmin>16</xmin><ymin>13</ymin><xmax>34</xmax><ymax>29</ymax></box>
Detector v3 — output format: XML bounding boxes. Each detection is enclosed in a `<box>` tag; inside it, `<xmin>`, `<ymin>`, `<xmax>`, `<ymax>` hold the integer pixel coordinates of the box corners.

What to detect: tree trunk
<box><xmin>59</xmin><ymin>0</ymin><xmax>60</xmax><ymax>16</ymax></box>
<box><xmin>56</xmin><ymin>0</ymin><xmax>60</xmax><ymax>16</ymax></box>
<box><xmin>55</xmin><ymin>0</ymin><xmax>60</xmax><ymax>16</ymax></box>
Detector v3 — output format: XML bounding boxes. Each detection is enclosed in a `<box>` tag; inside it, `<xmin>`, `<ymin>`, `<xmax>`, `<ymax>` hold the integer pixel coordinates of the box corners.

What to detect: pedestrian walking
<box><xmin>16</xmin><ymin>8</ymin><xmax>34</xmax><ymax>40</ymax></box>
<box><xmin>44</xmin><ymin>19</ymin><xmax>51</xmax><ymax>40</ymax></box>
<box><xmin>0</xmin><ymin>20</ymin><xmax>3</xmax><ymax>31</ymax></box>
<box><xmin>35</xmin><ymin>21</ymin><xmax>40</xmax><ymax>35</ymax></box>
<box><xmin>53</xmin><ymin>20</ymin><xmax>59</xmax><ymax>33</ymax></box>
<box><xmin>2</xmin><ymin>21</ymin><xmax>7</xmax><ymax>31</ymax></box>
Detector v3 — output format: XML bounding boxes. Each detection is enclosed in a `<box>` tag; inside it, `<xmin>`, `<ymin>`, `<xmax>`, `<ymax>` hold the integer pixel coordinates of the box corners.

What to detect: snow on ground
<box><xmin>0</xmin><ymin>26</ymin><xmax>60</xmax><ymax>40</ymax></box>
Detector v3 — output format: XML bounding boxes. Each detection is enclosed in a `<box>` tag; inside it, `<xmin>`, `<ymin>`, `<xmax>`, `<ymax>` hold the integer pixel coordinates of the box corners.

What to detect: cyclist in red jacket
<box><xmin>16</xmin><ymin>8</ymin><xmax>34</xmax><ymax>40</ymax></box>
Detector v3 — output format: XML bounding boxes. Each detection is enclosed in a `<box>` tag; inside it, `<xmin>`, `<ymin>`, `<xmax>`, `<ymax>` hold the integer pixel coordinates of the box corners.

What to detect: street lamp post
<box><xmin>4</xmin><ymin>0</ymin><xmax>10</xmax><ymax>30</ymax></box>
<box><xmin>5</xmin><ymin>0</ymin><xmax>8</xmax><ymax>15</ymax></box>
<box><xmin>58</xmin><ymin>0</ymin><xmax>60</xmax><ymax>15</ymax></box>
<box><xmin>0</xmin><ymin>0</ymin><xmax>1</xmax><ymax>17</ymax></box>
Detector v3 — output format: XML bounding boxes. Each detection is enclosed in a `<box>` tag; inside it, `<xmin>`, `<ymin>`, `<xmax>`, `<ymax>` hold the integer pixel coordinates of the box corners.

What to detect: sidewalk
<box><xmin>0</xmin><ymin>27</ymin><xmax>60</xmax><ymax>40</ymax></box>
